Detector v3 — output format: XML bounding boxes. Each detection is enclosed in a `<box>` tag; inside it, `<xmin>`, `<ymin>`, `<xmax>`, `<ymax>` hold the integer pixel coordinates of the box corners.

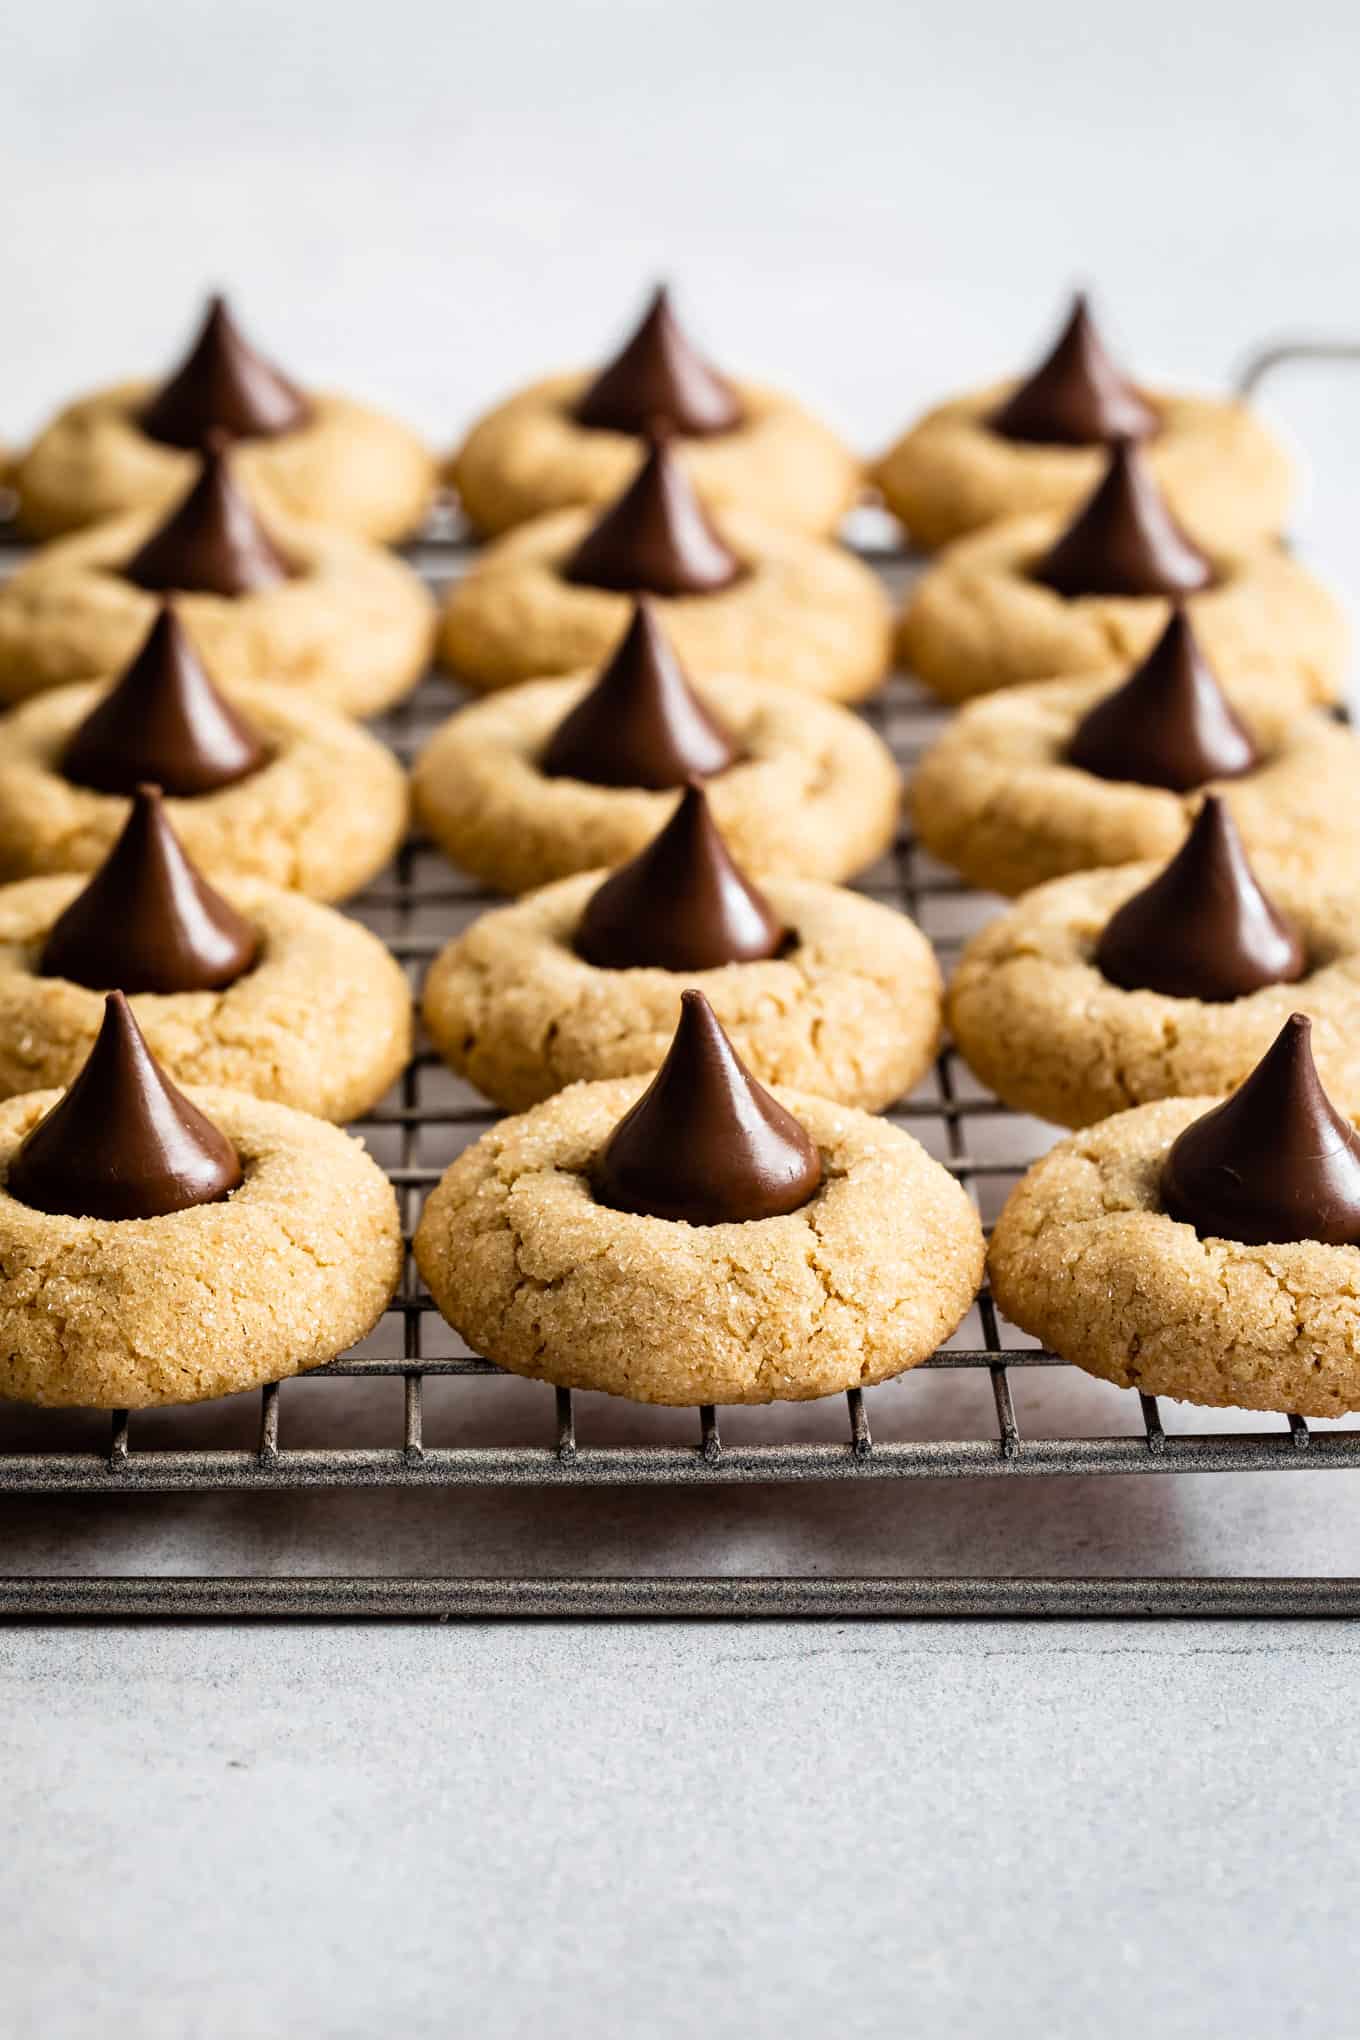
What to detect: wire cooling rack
<box><xmin>2</xmin><ymin>340</ymin><xmax>1359</xmax><ymax>1621</ymax></box>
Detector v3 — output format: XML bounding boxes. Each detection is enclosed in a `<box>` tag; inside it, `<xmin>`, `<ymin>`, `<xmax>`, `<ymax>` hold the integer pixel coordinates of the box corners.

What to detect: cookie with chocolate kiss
<box><xmin>123</xmin><ymin>442</ymin><xmax>297</xmax><ymax>598</ymax></box>
<box><xmin>1067</xmin><ymin>609</ymin><xmax>1259</xmax><ymax>793</ymax></box>
<box><xmin>62</xmin><ymin>604</ymin><xmax>269</xmax><ymax>798</ymax></box>
<box><xmin>575</xmin><ymin>286</ymin><xmax>742</xmax><ymax>440</ymax></box>
<box><xmin>541</xmin><ymin>601</ymin><xmax>738</xmax><ymax>789</ymax></box>
<box><xmin>991</xmin><ymin>294</ymin><xmax>1157</xmax><ymax>448</ymax></box>
<box><xmin>139</xmin><ymin>295</ymin><xmax>311</xmax><ymax>451</ymax></box>
<box><xmin>563</xmin><ymin>435</ymin><xmax>746</xmax><ymax>597</ymax></box>
<box><xmin>1034</xmin><ymin>441</ymin><xmax>1214</xmax><ymax>600</ymax></box>
<box><xmin>1161</xmin><ymin>1013</ymin><xmax>1360</xmax><ymax>1245</ymax></box>
<box><xmin>575</xmin><ymin>781</ymin><xmax>788</xmax><ymax>972</ymax></box>
<box><xmin>39</xmin><ymin>784</ymin><xmax>259</xmax><ymax>996</ymax></box>
<box><xmin>6</xmin><ymin>991</ymin><xmax>241</xmax><ymax>1220</ymax></box>
<box><xmin>592</xmin><ymin>989</ymin><xmax>822</xmax><ymax>1224</ymax></box>
<box><xmin>1096</xmin><ymin>796</ymin><xmax>1306</xmax><ymax>1003</ymax></box>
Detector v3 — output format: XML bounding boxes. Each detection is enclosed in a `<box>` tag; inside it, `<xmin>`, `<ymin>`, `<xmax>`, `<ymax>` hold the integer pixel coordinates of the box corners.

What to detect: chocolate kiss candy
<box><xmin>1096</xmin><ymin>797</ymin><xmax>1305</xmax><ymax>1002</ymax></box>
<box><xmin>7</xmin><ymin>991</ymin><xmax>242</xmax><ymax>1221</ymax></box>
<box><xmin>541</xmin><ymin>600</ymin><xmax>739</xmax><ymax>789</ymax></box>
<box><xmin>592</xmin><ymin>988</ymin><xmax>822</xmax><ymax>1224</ymax></box>
<box><xmin>139</xmin><ymin>294</ymin><xmax>311</xmax><ymax>451</ymax></box>
<box><xmin>576</xmin><ymin>780</ymin><xmax>787</xmax><ymax>971</ymax></box>
<box><xmin>563</xmin><ymin>436</ymin><xmax>745</xmax><ymax>598</ymax></box>
<box><xmin>40</xmin><ymin>784</ymin><xmax>259</xmax><ymax>996</ymax></box>
<box><xmin>1066</xmin><ymin>608</ymin><xmax>1259</xmax><ymax>793</ymax></box>
<box><xmin>1161</xmin><ymin>1014</ymin><xmax>1360</xmax><ymax>1246</ymax></box>
<box><xmin>1033</xmin><ymin>441</ymin><xmax>1214</xmax><ymax>600</ymax></box>
<box><xmin>574</xmin><ymin>285</ymin><xmax>743</xmax><ymax>439</ymax></box>
<box><xmin>990</xmin><ymin>293</ymin><xmax>1158</xmax><ymax>446</ymax></box>
<box><xmin>63</xmin><ymin>605</ymin><xmax>269</xmax><ymax>798</ymax></box>
<box><xmin>123</xmin><ymin>441</ymin><xmax>296</xmax><ymax>598</ymax></box>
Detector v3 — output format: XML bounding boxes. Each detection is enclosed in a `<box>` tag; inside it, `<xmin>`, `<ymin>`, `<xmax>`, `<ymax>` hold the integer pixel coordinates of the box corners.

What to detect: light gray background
<box><xmin>3</xmin><ymin>3</ymin><xmax>1360</xmax><ymax>2034</ymax></box>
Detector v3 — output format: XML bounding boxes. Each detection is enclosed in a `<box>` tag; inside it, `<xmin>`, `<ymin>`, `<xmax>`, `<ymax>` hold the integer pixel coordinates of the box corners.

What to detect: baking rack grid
<box><xmin>2</xmin><ymin>339</ymin><xmax>1359</xmax><ymax>1621</ymax></box>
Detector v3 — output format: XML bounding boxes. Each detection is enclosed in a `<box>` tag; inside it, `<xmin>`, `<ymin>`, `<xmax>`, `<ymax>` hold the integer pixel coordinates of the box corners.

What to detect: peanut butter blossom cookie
<box><xmin>0</xmin><ymin>442</ymin><xmax>435</xmax><ymax>716</ymax></box>
<box><xmin>439</xmin><ymin>433</ymin><xmax>890</xmax><ymax>701</ymax></box>
<box><xmin>413</xmin><ymin>600</ymin><xmax>899</xmax><ymax>893</ymax></box>
<box><xmin>13</xmin><ymin>294</ymin><xmax>436</xmax><ymax>543</ymax></box>
<box><xmin>450</xmin><ymin>284</ymin><xmax>860</xmax><ymax>539</ymax></box>
<box><xmin>0</xmin><ymin>991</ymin><xmax>400</xmax><ymax>1407</ymax></box>
<box><xmin>0</xmin><ymin>604</ymin><xmax>407</xmax><ymax>900</ymax></box>
<box><xmin>948</xmin><ymin>795</ymin><xmax>1360</xmax><ymax>1127</ymax></box>
<box><xmin>415</xmin><ymin>990</ymin><xmax>983</xmax><ymax>1405</ymax></box>
<box><xmin>910</xmin><ymin>612</ymin><xmax>1358</xmax><ymax>896</ymax></box>
<box><xmin>990</xmin><ymin>1015</ymin><xmax>1360</xmax><ymax>1416</ymax></box>
<box><xmin>898</xmin><ymin>440</ymin><xmax>1344</xmax><ymax>707</ymax></box>
<box><xmin>0</xmin><ymin>785</ymin><xmax>411</xmax><ymax>1120</ymax></box>
<box><xmin>422</xmin><ymin>779</ymin><xmax>941</xmax><ymax>1111</ymax></box>
<box><xmin>875</xmin><ymin>293</ymin><xmax>1293</xmax><ymax>552</ymax></box>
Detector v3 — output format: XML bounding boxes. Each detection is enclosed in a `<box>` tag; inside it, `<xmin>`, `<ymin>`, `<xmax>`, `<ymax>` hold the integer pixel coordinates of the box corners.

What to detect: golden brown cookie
<box><xmin>438</xmin><ymin>505</ymin><xmax>892</xmax><ymax>701</ymax></box>
<box><xmin>989</xmin><ymin>1094</ymin><xmax>1360</xmax><ymax>1417</ymax></box>
<box><xmin>898</xmin><ymin>513</ymin><xmax>1345</xmax><ymax>708</ymax></box>
<box><xmin>876</xmin><ymin>386</ymin><xmax>1293</xmax><ymax>554</ymax></box>
<box><xmin>15</xmin><ymin>382</ymin><xmax>437</xmax><ymax>546</ymax></box>
<box><xmin>910</xmin><ymin>675</ymin><xmax>1355</xmax><ymax>896</ymax></box>
<box><xmin>948</xmin><ymin>856</ymin><xmax>1360</xmax><ymax>1128</ymax></box>
<box><xmin>0</xmin><ymin>680</ymin><xmax>408</xmax><ymax>900</ymax></box>
<box><xmin>414</xmin><ymin>1077</ymin><xmax>984</xmax><ymax>1406</ymax></box>
<box><xmin>453</xmin><ymin>373</ymin><xmax>860</xmax><ymax>540</ymax></box>
<box><xmin>0</xmin><ymin>507</ymin><xmax>435</xmax><ymax>716</ymax></box>
<box><xmin>422</xmin><ymin>868</ymin><xmax>941</xmax><ymax>1112</ymax></box>
<box><xmin>0</xmin><ymin>875</ymin><xmax>412</xmax><ymax>1120</ymax></box>
<box><xmin>411</xmin><ymin>672</ymin><xmax>900</xmax><ymax>894</ymax></box>
<box><xmin>0</xmin><ymin>1083</ymin><xmax>401</xmax><ymax>1408</ymax></box>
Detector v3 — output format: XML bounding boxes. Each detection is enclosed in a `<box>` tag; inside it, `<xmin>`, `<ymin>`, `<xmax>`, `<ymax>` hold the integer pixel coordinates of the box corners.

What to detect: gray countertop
<box><xmin>4</xmin><ymin>0</ymin><xmax>1360</xmax><ymax>2029</ymax></box>
<box><xmin>7</xmin><ymin>1617</ymin><xmax>1360</xmax><ymax>2037</ymax></box>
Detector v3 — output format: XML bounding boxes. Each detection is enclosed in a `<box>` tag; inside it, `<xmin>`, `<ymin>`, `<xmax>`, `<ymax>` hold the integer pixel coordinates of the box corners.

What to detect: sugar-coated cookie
<box><xmin>0</xmin><ymin>447</ymin><xmax>435</xmax><ymax>717</ymax></box>
<box><xmin>876</xmin><ymin>295</ymin><xmax>1292</xmax><ymax>552</ymax></box>
<box><xmin>452</xmin><ymin>287</ymin><xmax>860</xmax><ymax>539</ymax></box>
<box><xmin>423</xmin><ymin>861</ymin><xmax>941</xmax><ymax>1113</ymax></box>
<box><xmin>949</xmin><ymin>830</ymin><xmax>1360</xmax><ymax>1129</ymax></box>
<box><xmin>440</xmin><ymin>438</ymin><xmax>890</xmax><ymax>701</ymax></box>
<box><xmin>911</xmin><ymin>672</ymin><xmax>1355</xmax><ymax>897</ymax></box>
<box><xmin>898</xmin><ymin>445</ymin><xmax>1343</xmax><ymax>708</ymax></box>
<box><xmin>989</xmin><ymin>1016</ymin><xmax>1360</xmax><ymax>1416</ymax></box>
<box><xmin>14</xmin><ymin>296</ymin><xmax>436</xmax><ymax>543</ymax></box>
<box><xmin>412</xmin><ymin>669</ymin><xmax>899</xmax><ymax>894</ymax></box>
<box><xmin>415</xmin><ymin>996</ymin><xmax>983</xmax><ymax>1406</ymax></box>
<box><xmin>0</xmin><ymin>863</ymin><xmax>411</xmax><ymax>1122</ymax></box>
<box><xmin>0</xmin><ymin>993</ymin><xmax>401</xmax><ymax>1408</ymax></box>
<box><xmin>0</xmin><ymin>676</ymin><xmax>407</xmax><ymax>901</ymax></box>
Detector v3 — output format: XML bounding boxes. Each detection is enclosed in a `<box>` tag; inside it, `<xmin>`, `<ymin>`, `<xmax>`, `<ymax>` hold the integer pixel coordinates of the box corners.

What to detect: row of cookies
<box><xmin>0</xmin><ymin>307</ymin><xmax>415</xmax><ymax>1391</ymax></box>
<box><xmin>916</xmin><ymin>607</ymin><xmax>1360</xmax><ymax>1414</ymax></box>
<box><xmin>871</xmin><ymin>316</ymin><xmax>1360</xmax><ymax>1418</ymax></box>
<box><xmin>385</xmin><ymin>334</ymin><xmax>979</xmax><ymax>1414</ymax></box>
<box><xmin>0</xmin><ymin>840</ymin><xmax>976</xmax><ymax>1412</ymax></box>
<box><xmin>0</xmin><ymin>306</ymin><xmax>412</xmax><ymax>1407</ymax></box>
<box><xmin>6</xmin><ymin>286</ymin><xmax>1290</xmax><ymax>549</ymax></box>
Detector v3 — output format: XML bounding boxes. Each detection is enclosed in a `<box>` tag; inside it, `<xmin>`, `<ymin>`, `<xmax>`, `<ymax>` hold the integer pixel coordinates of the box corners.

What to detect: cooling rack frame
<box><xmin>1</xmin><ymin>336</ymin><xmax>1358</xmax><ymax>1621</ymax></box>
